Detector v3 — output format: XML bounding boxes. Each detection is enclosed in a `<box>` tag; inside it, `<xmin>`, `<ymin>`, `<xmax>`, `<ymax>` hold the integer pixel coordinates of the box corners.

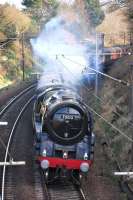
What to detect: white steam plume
<box><xmin>57</xmin><ymin>0</ymin><xmax>75</xmax><ymax>5</ymax></box>
<box><xmin>31</xmin><ymin>14</ymin><xmax>89</xmax><ymax>88</ymax></box>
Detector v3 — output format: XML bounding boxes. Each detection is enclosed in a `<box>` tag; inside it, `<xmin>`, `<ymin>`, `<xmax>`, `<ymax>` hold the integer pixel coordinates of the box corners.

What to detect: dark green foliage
<box><xmin>22</xmin><ymin>0</ymin><xmax>58</xmax><ymax>8</ymax></box>
<box><xmin>22</xmin><ymin>0</ymin><xmax>42</xmax><ymax>8</ymax></box>
<box><xmin>86</xmin><ymin>0</ymin><xmax>104</xmax><ymax>26</ymax></box>
<box><xmin>6</xmin><ymin>49</ymin><xmax>16</xmax><ymax>60</ymax></box>
<box><xmin>4</xmin><ymin>24</ymin><xmax>16</xmax><ymax>38</ymax></box>
<box><xmin>22</xmin><ymin>0</ymin><xmax>58</xmax><ymax>25</ymax></box>
<box><xmin>128</xmin><ymin>12</ymin><xmax>133</xmax><ymax>20</ymax></box>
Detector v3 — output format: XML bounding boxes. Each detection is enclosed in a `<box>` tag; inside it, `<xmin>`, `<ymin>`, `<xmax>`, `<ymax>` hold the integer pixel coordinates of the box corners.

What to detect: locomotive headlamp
<box><xmin>80</xmin><ymin>162</ymin><xmax>89</xmax><ymax>173</ymax></box>
<box><xmin>36</xmin><ymin>126</ymin><xmax>41</xmax><ymax>133</ymax></box>
<box><xmin>41</xmin><ymin>160</ymin><xmax>49</xmax><ymax>169</ymax></box>
<box><xmin>42</xmin><ymin>149</ymin><xmax>47</xmax><ymax>157</ymax></box>
<box><xmin>84</xmin><ymin>153</ymin><xmax>88</xmax><ymax>160</ymax></box>
<box><xmin>63</xmin><ymin>152</ymin><xmax>68</xmax><ymax>159</ymax></box>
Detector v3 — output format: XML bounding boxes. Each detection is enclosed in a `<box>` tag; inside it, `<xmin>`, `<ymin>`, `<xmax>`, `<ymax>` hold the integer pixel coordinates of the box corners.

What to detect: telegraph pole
<box><xmin>95</xmin><ymin>33</ymin><xmax>99</xmax><ymax>96</ymax></box>
<box><xmin>95</xmin><ymin>33</ymin><xmax>104</xmax><ymax>96</ymax></box>
<box><xmin>21</xmin><ymin>33</ymin><xmax>25</xmax><ymax>81</ymax></box>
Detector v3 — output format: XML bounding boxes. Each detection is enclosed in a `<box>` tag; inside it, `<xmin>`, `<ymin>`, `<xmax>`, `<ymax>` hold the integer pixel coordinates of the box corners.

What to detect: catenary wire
<box><xmin>56</xmin><ymin>57</ymin><xmax>123</xmax><ymax>170</ymax></box>
<box><xmin>56</xmin><ymin>55</ymin><xmax>133</xmax><ymax>128</ymax></box>
<box><xmin>61</xmin><ymin>55</ymin><xmax>130</xmax><ymax>87</ymax></box>
<box><xmin>56</xmin><ymin>56</ymin><xmax>133</xmax><ymax>143</ymax></box>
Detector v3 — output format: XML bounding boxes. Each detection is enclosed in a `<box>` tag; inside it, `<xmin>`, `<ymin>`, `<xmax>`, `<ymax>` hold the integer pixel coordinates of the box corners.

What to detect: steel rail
<box><xmin>0</xmin><ymin>83</ymin><xmax>36</xmax><ymax>117</ymax></box>
<box><xmin>1</xmin><ymin>95</ymin><xmax>35</xmax><ymax>200</ymax></box>
<box><xmin>37</xmin><ymin>169</ymin><xmax>50</xmax><ymax>200</ymax></box>
<box><xmin>43</xmin><ymin>182</ymin><xmax>50</xmax><ymax>200</ymax></box>
<box><xmin>79</xmin><ymin>187</ymin><xmax>88</xmax><ymax>200</ymax></box>
<box><xmin>43</xmin><ymin>180</ymin><xmax>88</xmax><ymax>200</ymax></box>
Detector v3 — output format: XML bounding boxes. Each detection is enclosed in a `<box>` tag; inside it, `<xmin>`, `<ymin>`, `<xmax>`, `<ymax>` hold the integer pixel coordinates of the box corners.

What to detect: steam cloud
<box><xmin>58</xmin><ymin>0</ymin><xmax>75</xmax><ymax>5</ymax></box>
<box><xmin>31</xmin><ymin>1</ymin><xmax>97</xmax><ymax>88</ymax></box>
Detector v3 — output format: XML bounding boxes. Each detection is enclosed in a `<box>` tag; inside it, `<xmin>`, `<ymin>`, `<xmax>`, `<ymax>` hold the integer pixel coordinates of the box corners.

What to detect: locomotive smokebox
<box><xmin>41</xmin><ymin>87</ymin><xmax>89</xmax><ymax>145</ymax></box>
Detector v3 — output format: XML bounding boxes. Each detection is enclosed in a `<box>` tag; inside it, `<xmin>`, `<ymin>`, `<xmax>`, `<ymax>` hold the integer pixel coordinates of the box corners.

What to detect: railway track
<box><xmin>46</xmin><ymin>180</ymin><xmax>87</xmax><ymax>200</ymax></box>
<box><xmin>0</xmin><ymin>83</ymin><xmax>36</xmax><ymax>117</ymax></box>
<box><xmin>0</xmin><ymin>80</ymin><xmax>121</xmax><ymax>200</ymax></box>
<box><xmin>0</xmin><ymin>83</ymin><xmax>36</xmax><ymax>166</ymax></box>
<box><xmin>37</xmin><ymin>169</ymin><xmax>88</xmax><ymax>200</ymax></box>
<box><xmin>33</xmin><ymin>165</ymin><xmax>89</xmax><ymax>200</ymax></box>
<box><xmin>1</xmin><ymin>96</ymin><xmax>35</xmax><ymax>200</ymax></box>
<box><xmin>0</xmin><ymin>83</ymin><xmax>37</xmax><ymax>199</ymax></box>
<box><xmin>0</xmin><ymin>83</ymin><xmax>51</xmax><ymax>200</ymax></box>
<box><xmin>1</xmin><ymin>79</ymin><xmax>125</xmax><ymax>200</ymax></box>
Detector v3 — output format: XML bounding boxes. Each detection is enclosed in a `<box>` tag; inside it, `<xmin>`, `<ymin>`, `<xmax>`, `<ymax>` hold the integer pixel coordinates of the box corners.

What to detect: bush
<box><xmin>86</xmin><ymin>0</ymin><xmax>104</xmax><ymax>26</ymax></box>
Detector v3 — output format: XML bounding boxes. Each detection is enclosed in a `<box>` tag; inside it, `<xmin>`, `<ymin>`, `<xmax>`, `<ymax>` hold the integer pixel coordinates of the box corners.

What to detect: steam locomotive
<box><xmin>33</xmin><ymin>75</ymin><xmax>95</xmax><ymax>182</ymax></box>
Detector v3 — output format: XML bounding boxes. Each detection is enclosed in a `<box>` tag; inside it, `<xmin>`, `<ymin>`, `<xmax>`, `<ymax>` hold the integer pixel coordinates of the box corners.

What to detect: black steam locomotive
<box><xmin>33</xmin><ymin>75</ymin><xmax>95</xmax><ymax>182</ymax></box>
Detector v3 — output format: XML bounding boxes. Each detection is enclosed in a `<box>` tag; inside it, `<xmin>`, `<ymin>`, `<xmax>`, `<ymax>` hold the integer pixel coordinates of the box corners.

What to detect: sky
<box><xmin>0</xmin><ymin>0</ymin><xmax>72</xmax><ymax>7</ymax></box>
<box><xmin>0</xmin><ymin>0</ymin><xmax>23</xmax><ymax>8</ymax></box>
<box><xmin>0</xmin><ymin>0</ymin><xmax>109</xmax><ymax>9</ymax></box>
<box><xmin>0</xmin><ymin>0</ymin><xmax>76</xmax><ymax>9</ymax></box>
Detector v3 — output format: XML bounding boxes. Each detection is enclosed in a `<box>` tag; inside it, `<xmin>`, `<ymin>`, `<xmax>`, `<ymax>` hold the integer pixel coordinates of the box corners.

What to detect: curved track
<box><xmin>0</xmin><ymin>84</ymin><xmax>36</xmax><ymax>117</ymax></box>
<box><xmin>0</xmin><ymin>85</ymin><xmax>47</xmax><ymax>200</ymax></box>
<box><xmin>0</xmin><ymin>84</ymin><xmax>36</xmax><ymax>166</ymax></box>
<box><xmin>0</xmin><ymin>84</ymin><xmax>36</xmax><ymax>200</ymax></box>
<box><xmin>1</xmin><ymin>97</ymin><xmax>46</xmax><ymax>200</ymax></box>
<box><xmin>0</xmin><ymin>81</ymin><xmax>123</xmax><ymax>200</ymax></box>
<box><xmin>1</xmin><ymin>96</ymin><xmax>34</xmax><ymax>200</ymax></box>
<box><xmin>1</xmin><ymin>97</ymin><xmax>89</xmax><ymax>199</ymax></box>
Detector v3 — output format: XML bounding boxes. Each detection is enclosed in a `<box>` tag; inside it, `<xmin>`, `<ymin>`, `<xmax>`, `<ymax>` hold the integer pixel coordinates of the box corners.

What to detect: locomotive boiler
<box><xmin>33</xmin><ymin>76</ymin><xmax>95</xmax><ymax>182</ymax></box>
